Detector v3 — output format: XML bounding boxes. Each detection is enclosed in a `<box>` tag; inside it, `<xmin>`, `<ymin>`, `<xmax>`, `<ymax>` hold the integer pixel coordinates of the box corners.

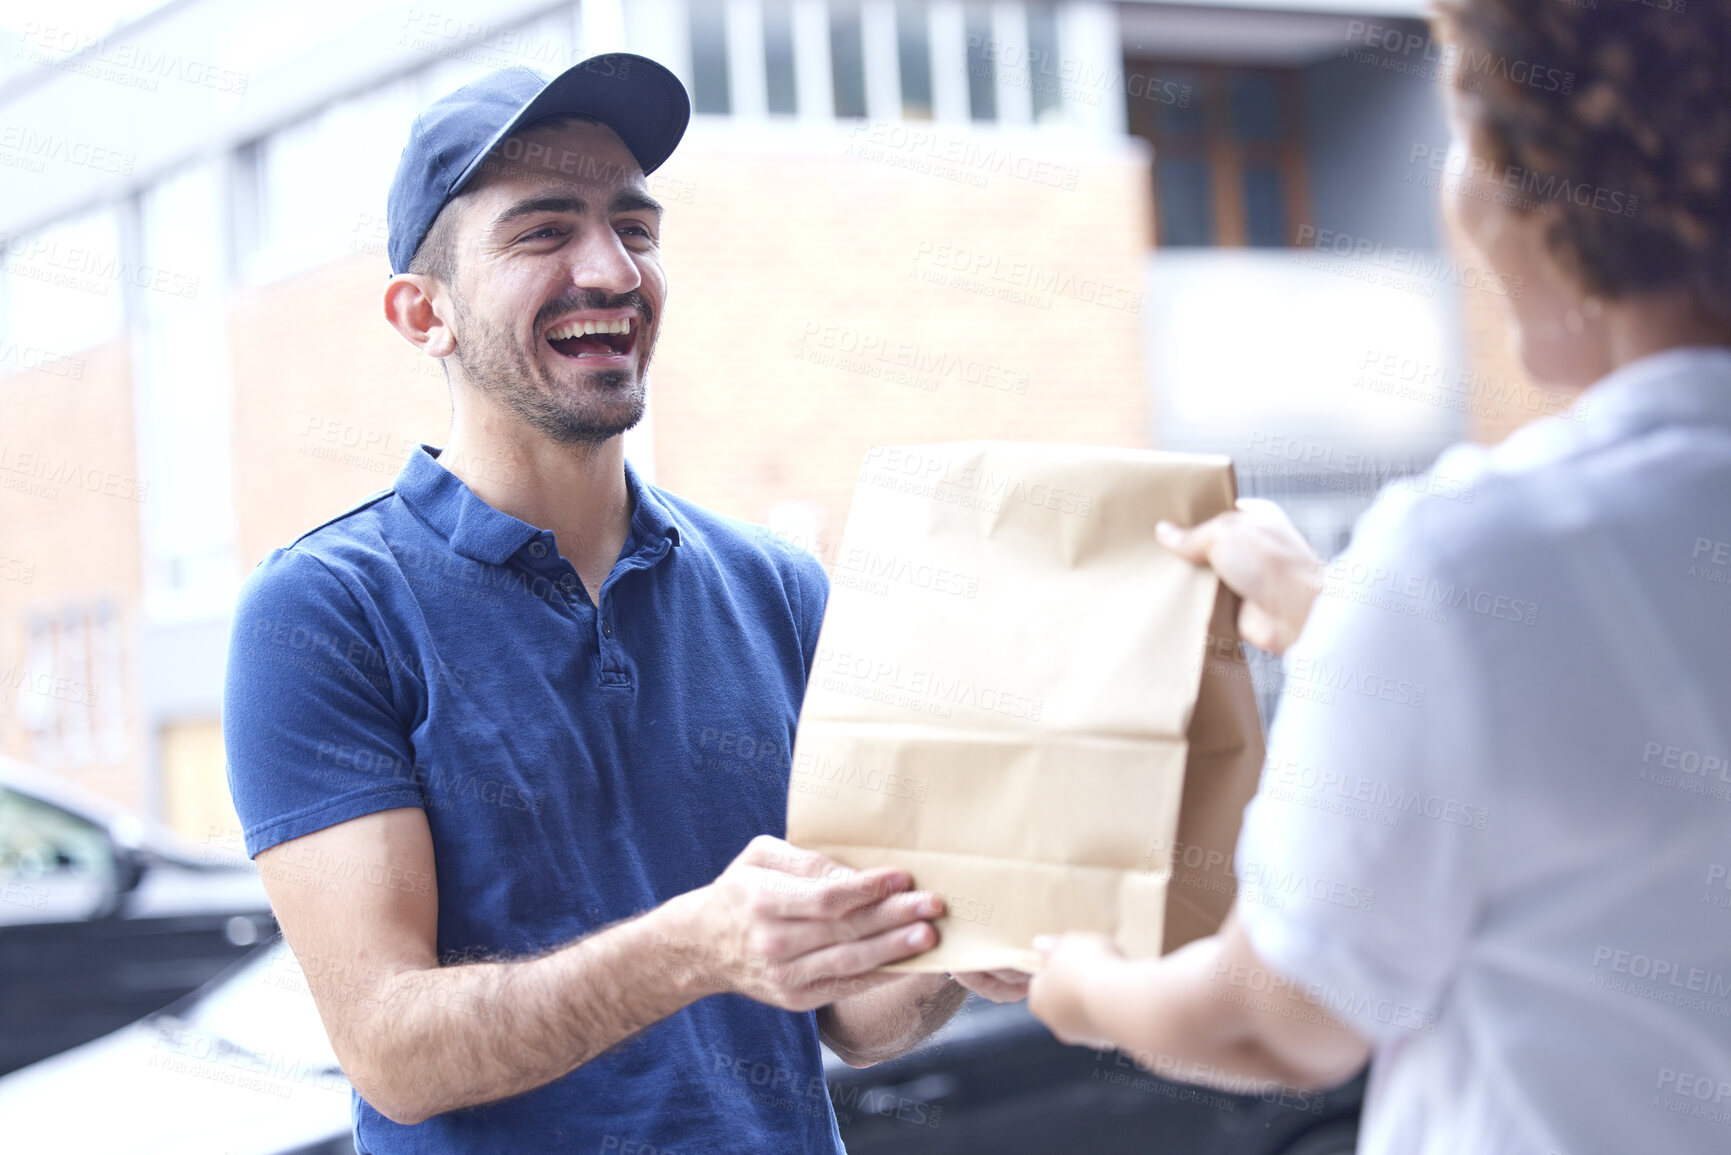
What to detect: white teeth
<box><xmin>547</xmin><ymin>317</ymin><xmax>633</xmax><ymax>341</ymax></box>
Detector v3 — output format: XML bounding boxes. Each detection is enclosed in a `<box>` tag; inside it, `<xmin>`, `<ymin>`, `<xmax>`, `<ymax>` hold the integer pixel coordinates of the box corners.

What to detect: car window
<box><xmin>0</xmin><ymin>788</ymin><xmax>113</xmax><ymax>882</ymax></box>
<box><xmin>0</xmin><ymin>788</ymin><xmax>115</xmax><ymax>921</ymax></box>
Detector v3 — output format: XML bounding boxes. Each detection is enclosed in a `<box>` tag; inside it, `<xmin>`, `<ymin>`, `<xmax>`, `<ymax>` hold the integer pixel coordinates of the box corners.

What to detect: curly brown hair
<box><xmin>1434</xmin><ymin>0</ymin><xmax>1731</xmax><ymax>319</ymax></box>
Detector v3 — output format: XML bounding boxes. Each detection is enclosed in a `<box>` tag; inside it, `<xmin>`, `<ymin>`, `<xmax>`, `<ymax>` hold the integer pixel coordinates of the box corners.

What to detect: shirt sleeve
<box><xmin>223</xmin><ymin>546</ymin><xmax>426</xmax><ymax>858</ymax></box>
<box><xmin>786</xmin><ymin>545</ymin><xmax>831</xmax><ymax>680</ymax></box>
<box><xmin>1233</xmin><ymin>488</ymin><xmax>1496</xmax><ymax>1046</ymax></box>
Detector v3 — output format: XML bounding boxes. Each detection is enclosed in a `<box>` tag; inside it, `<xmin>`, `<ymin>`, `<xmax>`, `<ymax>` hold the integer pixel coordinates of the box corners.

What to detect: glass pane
<box><xmin>1157</xmin><ymin>157</ymin><xmax>1215</xmax><ymax>246</ymax></box>
<box><xmin>689</xmin><ymin>0</ymin><xmax>731</xmax><ymax>115</ymax></box>
<box><xmin>964</xmin><ymin>3</ymin><xmax>995</xmax><ymax>121</ymax></box>
<box><xmin>830</xmin><ymin>0</ymin><xmax>867</xmax><ymax>119</ymax></box>
<box><xmin>1156</xmin><ymin>70</ymin><xmax>1204</xmax><ymax>136</ymax></box>
<box><xmin>1231</xmin><ymin>72</ymin><xmax>1283</xmax><ymax>141</ymax></box>
<box><xmin>764</xmin><ymin>0</ymin><xmax>798</xmax><ymax>115</ymax></box>
<box><xmin>1243</xmin><ymin>165</ymin><xmax>1287</xmax><ymax>247</ymax></box>
<box><xmin>1028</xmin><ymin>2</ymin><xmax>1062</xmax><ymax>123</ymax></box>
<box><xmin>0</xmin><ymin>789</ymin><xmax>111</xmax><ymax>883</ymax></box>
<box><xmin>896</xmin><ymin>0</ymin><xmax>933</xmax><ymax>118</ymax></box>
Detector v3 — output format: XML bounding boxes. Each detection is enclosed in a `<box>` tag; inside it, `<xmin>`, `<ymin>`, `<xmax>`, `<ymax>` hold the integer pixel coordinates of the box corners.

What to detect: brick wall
<box><xmin>0</xmin><ymin>338</ymin><xmax>145</xmax><ymax>809</ymax></box>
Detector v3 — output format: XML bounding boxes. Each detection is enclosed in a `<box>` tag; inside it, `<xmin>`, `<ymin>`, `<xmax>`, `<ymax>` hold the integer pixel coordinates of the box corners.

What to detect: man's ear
<box><xmin>384</xmin><ymin>274</ymin><xmax>457</xmax><ymax>359</ymax></box>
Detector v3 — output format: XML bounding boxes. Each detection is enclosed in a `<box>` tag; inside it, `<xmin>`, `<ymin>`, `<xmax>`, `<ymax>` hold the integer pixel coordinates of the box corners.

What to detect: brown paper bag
<box><xmin>787</xmin><ymin>442</ymin><xmax>1265</xmax><ymax>973</ymax></box>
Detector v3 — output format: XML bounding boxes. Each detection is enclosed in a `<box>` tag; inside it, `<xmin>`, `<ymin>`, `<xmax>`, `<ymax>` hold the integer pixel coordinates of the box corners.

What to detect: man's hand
<box><xmin>1157</xmin><ymin>498</ymin><xmax>1323</xmax><ymax>656</ymax></box>
<box><xmin>677</xmin><ymin>835</ymin><xmax>945</xmax><ymax>1012</ymax></box>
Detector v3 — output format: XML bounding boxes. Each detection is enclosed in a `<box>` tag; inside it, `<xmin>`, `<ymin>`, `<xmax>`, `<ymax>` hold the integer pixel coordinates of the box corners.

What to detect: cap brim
<box><xmin>450</xmin><ymin>53</ymin><xmax>690</xmax><ymax>195</ymax></box>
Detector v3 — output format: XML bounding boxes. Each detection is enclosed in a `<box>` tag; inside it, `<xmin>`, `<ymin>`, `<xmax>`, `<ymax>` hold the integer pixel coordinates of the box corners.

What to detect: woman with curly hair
<box><xmin>1028</xmin><ymin>3</ymin><xmax>1731</xmax><ymax>1151</ymax></box>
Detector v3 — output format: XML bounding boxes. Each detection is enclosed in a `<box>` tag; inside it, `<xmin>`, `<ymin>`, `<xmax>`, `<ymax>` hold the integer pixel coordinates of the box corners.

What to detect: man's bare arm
<box><xmin>819</xmin><ymin>968</ymin><xmax>1032</xmax><ymax>1067</ymax></box>
<box><xmin>260</xmin><ymin>812</ymin><xmax>939</xmax><ymax>1125</ymax></box>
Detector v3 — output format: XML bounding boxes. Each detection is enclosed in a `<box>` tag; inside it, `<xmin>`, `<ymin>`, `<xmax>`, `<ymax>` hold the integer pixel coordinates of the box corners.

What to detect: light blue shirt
<box><xmin>1236</xmin><ymin>347</ymin><xmax>1731</xmax><ymax>1154</ymax></box>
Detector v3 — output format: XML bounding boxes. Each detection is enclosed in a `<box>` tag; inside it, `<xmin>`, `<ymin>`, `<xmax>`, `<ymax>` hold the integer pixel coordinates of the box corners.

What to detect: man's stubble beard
<box><xmin>448</xmin><ymin>289</ymin><xmax>654</xmax><ymax>448</ymax></box>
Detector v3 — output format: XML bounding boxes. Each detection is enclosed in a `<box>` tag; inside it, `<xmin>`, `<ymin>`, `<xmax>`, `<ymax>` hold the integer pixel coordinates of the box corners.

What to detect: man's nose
<box><xmin>568</xmin><ymin>226</ymin><xmax>642</xmax><ymax>297</ymax></box>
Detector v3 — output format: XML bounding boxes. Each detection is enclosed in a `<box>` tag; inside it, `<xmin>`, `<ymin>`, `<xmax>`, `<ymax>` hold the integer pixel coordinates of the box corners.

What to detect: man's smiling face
<box><xmin>430</xmin><ymin>116</ymin><xmax>666</xmax><ymax>446</ymax></box>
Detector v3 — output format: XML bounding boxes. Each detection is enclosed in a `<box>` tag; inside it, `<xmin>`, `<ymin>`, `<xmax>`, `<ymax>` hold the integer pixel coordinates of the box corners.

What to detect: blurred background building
<box><xmin>0</xmin><ymin>0</ymin><xmax>1563</xmax><ymax>838</ymax></box>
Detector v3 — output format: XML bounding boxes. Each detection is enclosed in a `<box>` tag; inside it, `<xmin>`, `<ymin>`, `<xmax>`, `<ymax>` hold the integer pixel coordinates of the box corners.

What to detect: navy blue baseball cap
<box><xmin>386</xmin><ymin>52</ymin><xmax>690</xmax><ymax>275</ymax></box>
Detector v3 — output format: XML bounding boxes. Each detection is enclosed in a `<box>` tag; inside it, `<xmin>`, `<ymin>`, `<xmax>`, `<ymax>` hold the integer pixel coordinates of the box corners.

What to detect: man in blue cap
<box><xmin>223</xmin><ymin>53</ymin><xmax>1027</xmax><ymax>1153</ymax></box>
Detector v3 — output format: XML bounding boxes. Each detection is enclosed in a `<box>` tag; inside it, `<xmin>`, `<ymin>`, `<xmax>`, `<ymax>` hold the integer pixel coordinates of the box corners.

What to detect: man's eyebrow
<box><xmin>610</xmin><ymin>188</ymin><xmax>664</xmax><ymax>218</ymax></box>
<box><xmin>489</xmin><ymin>189</ymin><xmax>664</xmax><ymax>231</ymax></box>
<box><xmin>490</xmin><ymin>195</ymin><xmax>588</xmax><ymax>230</ymax></box>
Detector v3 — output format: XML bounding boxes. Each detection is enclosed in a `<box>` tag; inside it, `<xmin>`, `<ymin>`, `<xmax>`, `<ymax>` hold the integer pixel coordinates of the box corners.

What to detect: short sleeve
<box><xmin>786</xmin><ymin>546</ymin><xmax>831</xmax><ymax>679</ymax></box>
<box><xmin>1234</xmin><ymin>491</ymin><xmax>1495</xmax><ymax>1045</ymax></box>
<box><xmin>223</xmin><ymin>547</ymin><xmax>425</xmax><ymax>858</ymax></box>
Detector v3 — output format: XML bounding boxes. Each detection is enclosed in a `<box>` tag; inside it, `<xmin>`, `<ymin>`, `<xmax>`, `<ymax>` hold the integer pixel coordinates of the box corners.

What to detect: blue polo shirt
<box><xmin>223</xmin><ymin>445</ymin><xmax>842</xmax><ymax>1154</ymax></box>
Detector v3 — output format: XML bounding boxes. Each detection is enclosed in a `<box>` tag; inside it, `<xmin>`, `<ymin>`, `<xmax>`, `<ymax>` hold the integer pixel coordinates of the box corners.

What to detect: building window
<box><xmin>690</xmin><ymin>0</ymin><xmax>731</xmax><ymax>114</ymax></box>
<box><xmin>1026</xmin><ymin>2</ymin><xmax>1063</xmax><ymax>123</ymax></box>
<box><xmin>1130</xmin><ymin>64</ymin><xmax>1310</xmax><ymax>248</ymax></box>
<box><xmin>895</xmin><ymin>0</ymin><xmax>932</xmax><ymax>118</ymax></box>
<box><xmin>963</xmin><ymin>2</ymin><xmax>995</xmax><ymax>121</ymax></box>
<box><xmin>764</xmin><ymin>0</ymin><xmax>799</xmax><ymax>114</ymax></box>
<box><xmin>829</xmin><ymin>0</ymin><xmax>867</xmax><ymax>118</ymax></box>
<box><xmin>11</xmin><ymin>604</ymin><xmax>120</xmax><ymax>770</ymax></box>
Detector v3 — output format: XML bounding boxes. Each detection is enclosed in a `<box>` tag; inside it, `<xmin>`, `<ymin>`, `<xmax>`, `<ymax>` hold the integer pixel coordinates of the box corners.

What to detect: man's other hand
<box><xmin>672</xmin><ymin>835</ymin><xmax>943</xmax><ymax>1012</ymax></box>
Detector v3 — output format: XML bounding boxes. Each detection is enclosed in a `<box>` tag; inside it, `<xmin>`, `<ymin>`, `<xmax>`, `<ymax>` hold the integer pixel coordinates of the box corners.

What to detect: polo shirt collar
<box><xmin>395</xmin><ymin>444</ymin><xmax>680</xmax><ymax>566</ymax></box>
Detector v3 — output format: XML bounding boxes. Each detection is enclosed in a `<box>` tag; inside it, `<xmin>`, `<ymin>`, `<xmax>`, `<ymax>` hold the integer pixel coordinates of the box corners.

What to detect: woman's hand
<box><xmin>1157</xmin><ymin>498</ymin><xmax>1324</xmax><ymax>656</ymax></box>
<box><xmin>950</xmin><ymin>969</ymin><xmax>1032</xmax><ymax>1004</ymax></box>
<box><xmin>1027</xmin><ymin>933</ymin><xmax>1124</xmax><ymax>1049</ymax></box>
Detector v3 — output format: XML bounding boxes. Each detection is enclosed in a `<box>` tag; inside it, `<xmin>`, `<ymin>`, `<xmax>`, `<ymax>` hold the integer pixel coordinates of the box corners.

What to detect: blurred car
<box><xmin>829</xmin><ymin>998</ymin><xmax>1365</xmax><ymax>1155</ymax></box>
<box><xmin>0</xmin><ymin>928</ymin><xmax>1362</xmax><ymax>1155</ymax></box>
<box><xmin>0</xmin><ymin>939</ymin><xmax>353</xmax><ymax>1154</ymax></box>
<box><xmin>0</xmin><ymin>756</ymin><xmax>276</xmax><ymax>1074</ymax></box>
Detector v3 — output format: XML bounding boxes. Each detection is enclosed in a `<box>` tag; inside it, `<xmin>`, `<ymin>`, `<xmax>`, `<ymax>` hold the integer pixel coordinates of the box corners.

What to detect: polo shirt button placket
<box><xmin>528</xmin><ymin>541</ymin><xmax>548</xmax><ymax>559</ymax></box>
